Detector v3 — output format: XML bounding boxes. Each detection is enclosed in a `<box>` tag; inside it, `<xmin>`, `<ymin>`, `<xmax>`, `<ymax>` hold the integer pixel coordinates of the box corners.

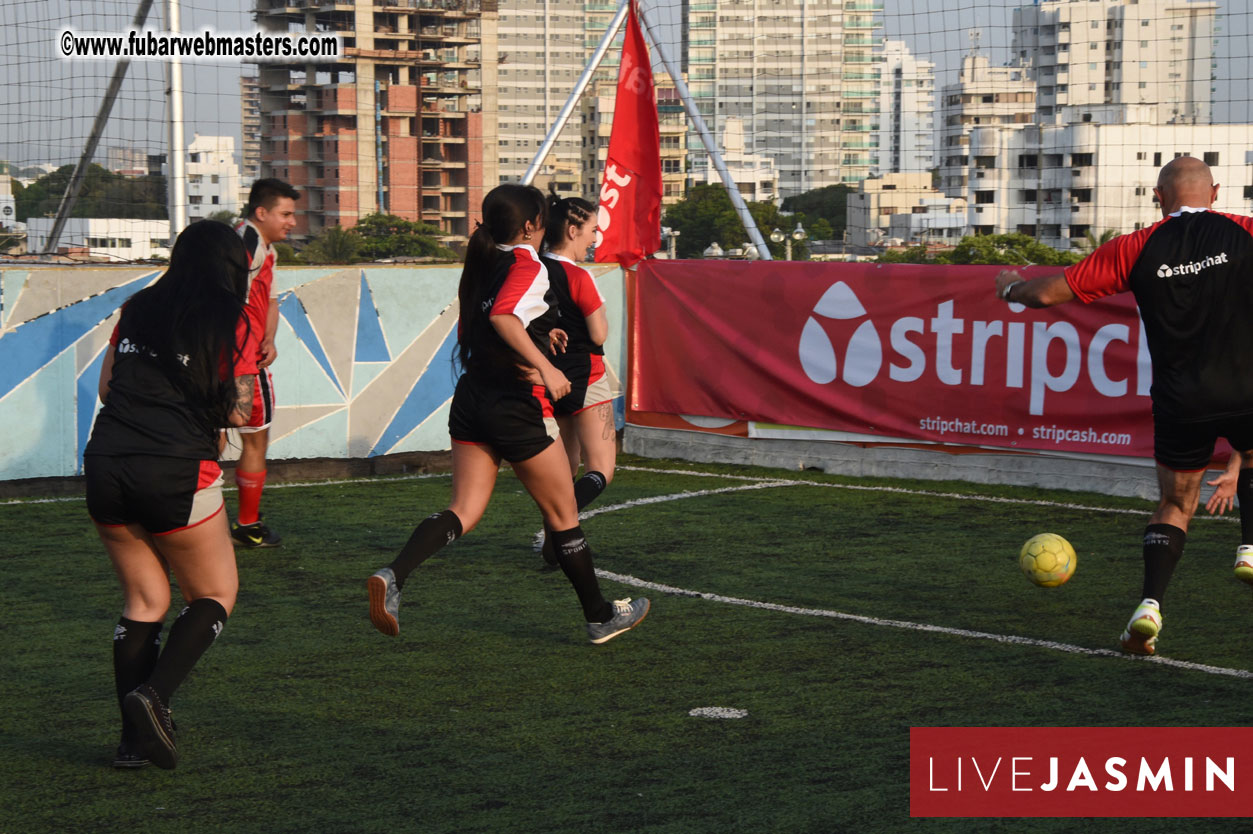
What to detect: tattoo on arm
<box><xmin>234</xmin><ymin>375</ymin><xmax>256</xmax><ymax>421</ymax></box>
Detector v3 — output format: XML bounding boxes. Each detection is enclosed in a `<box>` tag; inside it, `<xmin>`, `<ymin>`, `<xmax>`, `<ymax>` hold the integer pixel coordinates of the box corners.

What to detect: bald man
<box><xmin>994</xmin><ymin>156</ymin><xmax>1253</xmax><ymax>656</ymax></box>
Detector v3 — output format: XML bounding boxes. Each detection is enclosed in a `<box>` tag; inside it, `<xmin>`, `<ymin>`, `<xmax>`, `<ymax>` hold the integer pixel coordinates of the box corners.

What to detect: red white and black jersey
<box><xmin>459</xmin><ymin>244</ymin><xmax>561</xmax><ymax>384</ymax></box>
<box><xmin>541</xmin><ymin>254</ymin><xmax>606</xmax><ymax>358</ymax></box>
<box><xmin>86</xmin><ymin>311</ymin><xmax>254</xmax><ymax>460</ymax></box>
<box><xmin>1064</xmin><ymin>208</ymin><xmax>1253</xmax><ymax>421</ymax></box>
<box><xmin>235</xmin><ymin>219</ymin><xmax>277</xmax><ymax>371</ymax></box>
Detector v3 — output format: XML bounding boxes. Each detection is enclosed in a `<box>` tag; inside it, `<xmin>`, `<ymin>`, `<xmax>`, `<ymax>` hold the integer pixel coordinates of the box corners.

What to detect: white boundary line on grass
<box><xmin>6</xmin><ymin>461</ymin><xmax>1249</xmax><ymax>677</ymax></box>
<box><xmin>586</xmin><ymin>471</ymin><xmax>1252</xmax><ymax>681</ymax></box>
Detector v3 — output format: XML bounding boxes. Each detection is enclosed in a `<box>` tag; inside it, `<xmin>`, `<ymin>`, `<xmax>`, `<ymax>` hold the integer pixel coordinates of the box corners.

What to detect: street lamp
<box><xmin>664</xmin><ymin>227</ymin><xmax>681</xmax><ymax>259</ymax></box>
<box><xmin>770</xmin><ymin>227</ymin><xmax>786</xmax><ymax>259</ymax></box>
<box><xmin>703</xmin><ymin>241</ymin><xmax>724</xmax><ymax>258</ymax></box>
<box><xmin>789</xmin><ymin>221</ymin><xmax>807</xmax><ymax>260</ymax></box>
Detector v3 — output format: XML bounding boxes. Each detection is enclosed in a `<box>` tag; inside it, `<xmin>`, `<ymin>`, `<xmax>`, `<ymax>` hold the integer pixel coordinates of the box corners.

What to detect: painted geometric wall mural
<box><xmin>0</xmin><ymin>264</ymin><xmax>625</xmax><ymax>481</ymax></box>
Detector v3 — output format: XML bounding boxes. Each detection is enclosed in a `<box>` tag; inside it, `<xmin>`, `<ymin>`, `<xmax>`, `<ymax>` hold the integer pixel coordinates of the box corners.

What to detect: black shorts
<box><xmin>551</xmin><ymin>354</ymin><xmax>621</xmax><ymax>417</ymax></box>
<box><xmin>447</xmin><ymin>374</ymin><xmax>558</xmax><ymax>463</ymax></box>
<box><xmin>85</xmin><ymin>455</ymin><xmax>225</xmax><ymax>535</ymax></box>
<box><xmin>1154</xmin><ymin>412</ymin><xmax>1253</xmax><ymax>471</ymax></box>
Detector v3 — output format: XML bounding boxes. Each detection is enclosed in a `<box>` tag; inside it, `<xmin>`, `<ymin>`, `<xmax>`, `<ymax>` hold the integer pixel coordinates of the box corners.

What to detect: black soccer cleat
<box><xmin>123</xmin><ymin>684</ymin><xmax>178</xmax><ymax>770</ymax></box>
<box><xmin>231</xmin><ymin>518</ymin><xmax>282</xmax><ymax>548</ymax></box>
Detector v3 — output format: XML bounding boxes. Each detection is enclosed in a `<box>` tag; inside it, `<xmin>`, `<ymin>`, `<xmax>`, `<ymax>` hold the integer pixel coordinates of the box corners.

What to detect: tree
<box><xmin>876</xmin><ymin>233</ymin><xmax>1080</xmax><ymax>266</ymax></box>
<box><xmin>206</xmin><ymin>209</ymin><xmax>239</xmax><ymax>226</ymax></box>
<box><xmin>662</xmin><ymin>185</ymin><xmax>807</xmax><ymax>259</ymax></box>
<box><xmin>351</xmin><ymin>213</ymin><xmax>457</xmax><ymax>261</ymax></box>
<box><xmin>301</xmin><ymin>225</ymin><xmax>362</xmax><ymax>265</ymax></box>
<box><xmin>15</xmin><ymin>164</ymin><xmax>166</xmax><ymax>222</ymax></box>
<box><xmin>808</xmin><ymin>217</ymin><xmax>834</xmax><ymax>241</ymax></box>
<box><xmin>780</xmin><ymin>184</ymin><xmax>855</xmax><ymax>237</ymax></box>
<box><xmin>273</xmin><ymin>242</ymin><xmax>302</xmax><ymax>265</ymax></box>
<box><xmin>1078</xmin><ymin>229</ymin><xmax>1120</xmax><ymax>255</ymax></box>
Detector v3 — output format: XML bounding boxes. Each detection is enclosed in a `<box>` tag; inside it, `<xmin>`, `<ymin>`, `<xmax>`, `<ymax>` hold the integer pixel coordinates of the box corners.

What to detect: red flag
<box><xmin>594</xmin><ymin>0</ymin><xmax>662</xmax><ymax>267</ymax></box>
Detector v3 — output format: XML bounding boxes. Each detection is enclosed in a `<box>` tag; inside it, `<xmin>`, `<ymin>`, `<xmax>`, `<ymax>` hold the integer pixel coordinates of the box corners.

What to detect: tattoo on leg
<box><xmin>598</xmin><ymin>403</ymin><xmax>614</xmax><ymax>441</ymax></box>
<box><xmin>234</xmin><ymin>374</ymin><xmax>256</xmax><ymax>422</ymax></box>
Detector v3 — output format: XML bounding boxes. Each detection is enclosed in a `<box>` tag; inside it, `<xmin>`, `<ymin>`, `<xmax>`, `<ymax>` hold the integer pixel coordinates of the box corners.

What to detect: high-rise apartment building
<box><xmin>585</xmin><ymin>73</ymin><xmax>689</xmax><ymax>206</ymax></box>
<box><xmin>1011</xmin><ymin>0</ymin><xmax>1217</xmax><ymax>124</ymax></box>
<box><xmin>493</xmin><ymin>0</ymin><xmax>586</xmax><ymax>192</ymax></box>
<box><xmin>938</xmin><ymin>0</ymin><xmax>1232</xmax><ymax>251</ymax></box>
<box><xmin>686</xmin><ymin>0</ymin><xmax>884</xmax><ymax>199</ymax></box>
<box><xmin>185</xmin><ymin>134</ymin><xmax>242</xmax><ymax>222</ymax></box>
<box><xmin>254</xmin><ymin>0</ymin><xmax>497</xmax><ymax>242</ymax></box>
<box><xmin>874</xmin><ymin>40</ymin><xmax>936</xmax><ymax>175</ymax></box>
<box><xmin>240</xmin><ymin>74</ymin><xmax>262</xmax><ymax>205</ymax></box>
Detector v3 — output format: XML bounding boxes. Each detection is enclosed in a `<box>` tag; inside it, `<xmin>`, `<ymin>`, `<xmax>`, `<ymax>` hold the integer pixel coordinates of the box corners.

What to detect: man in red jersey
<box><xmin>994</xmin><ymin>156</ymin><xmax>1253</xmax><ymax>656</ymax></box>
<box><xmin>230</xmin><ymin>179</ymin><xmax>299</xmax><ymax>548</ymax></box>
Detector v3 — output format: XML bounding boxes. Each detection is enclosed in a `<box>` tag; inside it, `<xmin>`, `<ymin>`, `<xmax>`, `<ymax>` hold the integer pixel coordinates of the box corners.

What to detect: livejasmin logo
<box><xmin>927</xmin><ymin>754</ymin><xmax>1235</xmax><ymax>793</ymax></box>
<box><xmin>798</xmin><ymin>281</ymin><xmax>1152</xmax><ymax>415</ymax></box>
<box><xmin>910</xmin><ymin>727</ymin><xmax>1253</xmax><ymax>818</ymax></box>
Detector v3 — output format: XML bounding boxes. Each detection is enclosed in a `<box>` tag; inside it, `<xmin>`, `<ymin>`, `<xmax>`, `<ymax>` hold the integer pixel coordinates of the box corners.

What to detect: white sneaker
<box><xmin>1235</xmin><ymin>545</ymin><xmax>1253</xmax><ymax>585</ymax></box>
<box><xmin>1119</xmin><ymin>598</ymin><xmax>1161</xmax><ymax>656</ymax></box>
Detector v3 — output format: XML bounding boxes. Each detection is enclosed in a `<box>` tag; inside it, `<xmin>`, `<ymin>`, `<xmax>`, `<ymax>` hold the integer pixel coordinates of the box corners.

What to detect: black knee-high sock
<box><xmin>1141</xmin><ymin>523</ymin><xmax>1186</xmax><ymax>602</ymax></box>
<box><xmin>113</xmin><ymin>618</ymin><xmax>162</xmax><ymax>737</ymax></box>
<box><xmin>550</xmin><ymin>525</ymin><xmax>612</xmax><ymax>623</ymax></box>
<box><xmin>1237</xmin><ymin>469</ymin><xmax>1253</xmax><ymax>545</ymax></box>
<box><xmin>146</xmin><ymin>598</ymin><xmax>228</xmax><ymax>705</ymax></box>
<box><xmin>574</xmin><ymin>471</ymin><xmax>608</xmax><ymax>511</ymax></box>
<box><xmin>388</xmin><ymin>510</ymin><xmax>463</xmax><ymax>590</ymax></box>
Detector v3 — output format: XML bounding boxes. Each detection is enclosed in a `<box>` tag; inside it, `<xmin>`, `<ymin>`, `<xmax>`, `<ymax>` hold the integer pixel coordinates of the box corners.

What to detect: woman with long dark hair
<box><xmin>367</xmin><ymin>183</ymin><xmax>649</xmax><ymax>644</ymax></box>
<box><xmin>85</xmin><ymin>220</ymin><xmax>258</xmax><ymax>769</ymax></box>
<box><xmin>535</xmin><ymin>195</ymin><xmax>620</xmax><ymax>565</ymax></box>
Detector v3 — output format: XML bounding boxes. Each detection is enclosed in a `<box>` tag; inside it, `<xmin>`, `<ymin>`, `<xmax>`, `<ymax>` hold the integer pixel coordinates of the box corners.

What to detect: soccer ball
<box><xmin>1019</xmin><ymin>533</ymin><xmax>1076</xmax><ymax>587</ymax></box>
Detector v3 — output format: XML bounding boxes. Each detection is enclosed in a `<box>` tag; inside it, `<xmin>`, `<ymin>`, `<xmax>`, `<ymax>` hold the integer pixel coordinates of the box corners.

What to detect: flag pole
<box><xmin>635</xmin><ymin>2</ymin><xmax>772</xmax><ymax>260</ymax></box>
<box><xmin>521</xmin><ymin>0</ymin><xmax>633</xmax><ymax>187</ymax></box>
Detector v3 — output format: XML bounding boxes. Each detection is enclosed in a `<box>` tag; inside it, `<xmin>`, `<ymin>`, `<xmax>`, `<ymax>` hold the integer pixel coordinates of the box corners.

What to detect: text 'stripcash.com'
<box><xmin>910</xmin><ymin>727</ymin><xmax>1253</xmax><ymax>818</ymax></box>
<box><xmin>60</xmin><ymin>29</ymin><xmax>341</xmax><ymax>61</ymax></box>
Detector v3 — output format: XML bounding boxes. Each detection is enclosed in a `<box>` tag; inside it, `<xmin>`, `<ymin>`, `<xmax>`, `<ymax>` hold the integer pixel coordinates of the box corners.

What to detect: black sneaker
<box><xmin>111</xmin><ymin>737</ymin><xmax>150</xmax><ymax>769</ymax></box>
<box><xmin>231</xmin><ymin>517</ymin><xmax>282</xmax><ymax>548</ymax></box>
<box><xmin>123</xmin><ymin>684</ymin><xmax>178</xmax><ymax>770</ymax></box>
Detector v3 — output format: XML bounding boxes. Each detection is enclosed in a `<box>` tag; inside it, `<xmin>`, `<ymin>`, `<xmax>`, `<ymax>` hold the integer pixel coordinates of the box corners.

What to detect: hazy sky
<box><xmin>0</xmin><ymin>0</ymin><xmax>1248</xmax><ymax>169</ymax></box>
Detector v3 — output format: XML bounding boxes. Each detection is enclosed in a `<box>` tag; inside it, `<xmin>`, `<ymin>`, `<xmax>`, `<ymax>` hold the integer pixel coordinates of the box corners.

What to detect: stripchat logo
<box><xmin>1156</xmin><ymin>252</ymin><xmax>1228</xmax><ymax>278</ymax></box>
<box><xmin>798</xmin><ymin>281</ymin><xmax>882</xmax><ymax>387</ymax></box>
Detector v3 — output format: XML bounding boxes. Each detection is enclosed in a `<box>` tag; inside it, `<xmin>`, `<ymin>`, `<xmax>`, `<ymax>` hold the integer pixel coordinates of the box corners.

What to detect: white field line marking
<box><xmin>585</xmin><ymin>478</ymin><xmax>1253</xmax><ymax>681</ymax></box>
<box><xmin>617</xmin><ymin>464</ymin><xmax>1238</xmax><ymax>523</ymax></box>
<box><xmin>0</xmin><ymin>471</ymin><xmax>451</xmax><ymax>506</ymax></box>
<box><xmin>594</xmin><ymin>568</ymin><xmax>1253</xmax><ymax>681</ymax></box>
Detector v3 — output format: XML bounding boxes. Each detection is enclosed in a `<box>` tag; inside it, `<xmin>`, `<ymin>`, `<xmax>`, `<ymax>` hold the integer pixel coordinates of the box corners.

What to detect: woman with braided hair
<box><xmin>534</xmin><ymin>194</ymin><xmax>622</xmax><ymax>566</ymax></box>
<box><xmin>367</xmin><ymin>183</ymin><xmax>649</xmax><ymax>644</ymax></box>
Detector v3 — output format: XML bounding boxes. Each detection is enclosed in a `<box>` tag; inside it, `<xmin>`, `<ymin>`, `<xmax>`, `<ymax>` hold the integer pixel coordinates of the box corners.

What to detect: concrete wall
<box><xmin>0</xmin><ymin>263</ymin><xmax>626</xmax><ymax>481</ymax></box>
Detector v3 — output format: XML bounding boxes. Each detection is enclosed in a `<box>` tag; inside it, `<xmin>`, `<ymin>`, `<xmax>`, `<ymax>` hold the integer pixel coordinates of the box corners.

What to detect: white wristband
<box><xmin>1000</xmin><ymin>280</ymin><xmax>1023</xmax><ymax>302</ymax></box>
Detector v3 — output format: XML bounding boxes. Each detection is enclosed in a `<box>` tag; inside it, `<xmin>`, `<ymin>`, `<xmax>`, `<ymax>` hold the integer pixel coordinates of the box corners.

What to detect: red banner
<box><xmin>631</xmin><ymin>260</ymin><xmax>1157</xmax><ymax>458</ymax></box>
<box><xmin>911</xmin><ymin>727</ymin><xmax>1253</xmax><ymax>817</ymax></box>
<box><xmin>593</xmin><ymin>0</ymin><xmax>661</xmax><ymax>268</ymax></box>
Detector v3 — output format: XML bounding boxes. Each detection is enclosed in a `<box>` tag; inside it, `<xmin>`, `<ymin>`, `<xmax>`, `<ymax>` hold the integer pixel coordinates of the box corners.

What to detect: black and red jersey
<box><xmin>1064</xmin><ymin>208</ymin><xmax>1253</xmax><ymax>420</ymax></box>
<box><xmin>459</xmin><ymin>244</ymin><xmax>561</xmax><ymax>384</ymax></box>
<box><xmin>86</xmin><ymin>308</ymin><xmax>254</xmax><ymax>460</ymax></box>
<box><xmin>541</xmin><ymin>254</ymin><xmax>606</xmax><ymax>358</ymax></box>
<box><xmin>234</xmin><ymin>219</ymin><xmax>277</xmax><ymax>373</ymax></box>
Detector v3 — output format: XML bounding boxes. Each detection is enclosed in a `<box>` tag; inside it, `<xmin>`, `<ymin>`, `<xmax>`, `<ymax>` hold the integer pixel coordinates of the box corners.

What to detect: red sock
<box><xmin>235</xmin><ymin>469</ymin><xmax>266</xmax><ymax>526</ymax></box>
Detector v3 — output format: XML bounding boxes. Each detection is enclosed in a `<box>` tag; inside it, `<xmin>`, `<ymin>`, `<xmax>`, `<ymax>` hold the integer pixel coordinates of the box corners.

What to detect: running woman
<box><xmin>230</xmin><ymin>178</ymin><xmax>299</xmax><ymax>548</ymax></box>
<box><xmin>536</xmin><ymin>195</ymin><xmax>621</xmax><ymax>566</ymax></box>
<box><xmin>85</xmin><ymin>221</ymin><xmax>257</xmax><ymax>769</ymax></box>
<box><xmin>994</xmin><ymin>156</ymin><xmax>1253</xmax><ymax>656</ymax></box>
<box><xmin>367</xmin><ymin>184</ymin><xmax>649</xmax><ymax>644</ymax></box>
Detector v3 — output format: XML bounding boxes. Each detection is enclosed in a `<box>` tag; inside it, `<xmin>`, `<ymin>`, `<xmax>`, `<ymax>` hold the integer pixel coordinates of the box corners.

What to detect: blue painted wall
<box><xmin>0</xmin><ymin>264</ymin><xmax>625</xmax><ymax>481</ymax></box>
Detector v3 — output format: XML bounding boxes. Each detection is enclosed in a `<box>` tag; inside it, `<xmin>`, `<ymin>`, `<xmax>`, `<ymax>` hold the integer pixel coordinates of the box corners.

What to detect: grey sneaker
<box><xmin>587</xmin><ymin>597</ymin><xmax>650</xmax><ymax>644</ymax></box>
<box><xmin>368</xmin><ymin>568</ymin><xmax>401</xmax><ymax>636</ymax></box>
<box><xmin>123</xmin><ymin>684</ymin><xmax>178</xmax><ymax>770</ymax></box>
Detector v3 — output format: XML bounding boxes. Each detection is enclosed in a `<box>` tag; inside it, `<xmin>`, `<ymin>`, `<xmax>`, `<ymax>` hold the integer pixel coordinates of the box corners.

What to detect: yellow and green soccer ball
<box><xmin>1019</xmin><ymin>533</ymin><xmax>1076</xmax><ymax>587</ymax></box>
